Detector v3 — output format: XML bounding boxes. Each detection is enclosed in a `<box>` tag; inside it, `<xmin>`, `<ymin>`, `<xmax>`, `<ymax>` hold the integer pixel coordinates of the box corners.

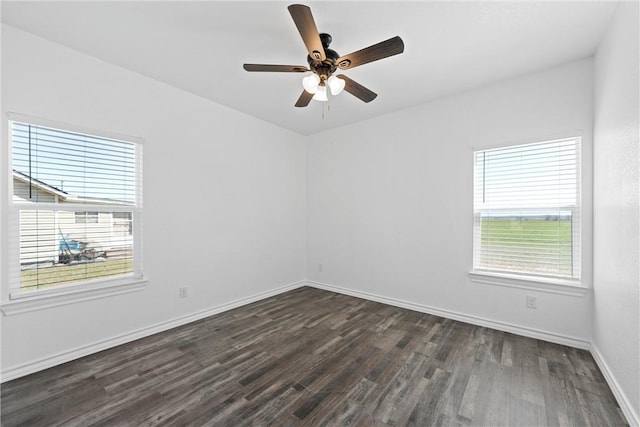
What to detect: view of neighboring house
<box><xmin>13</xmin><ymin>170</ymin><xmax>132</xmax><ymax>266</ymax></box>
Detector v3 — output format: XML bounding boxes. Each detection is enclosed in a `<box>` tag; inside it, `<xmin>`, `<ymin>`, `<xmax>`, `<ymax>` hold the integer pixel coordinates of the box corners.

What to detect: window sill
<box><xmin>1</xmin><ymin>276</ymin><xmax>147</xmax><ymax>315</ymax></box>
<box><xmin>468</xmin><ymin>271</ymin><xmax>589</xmax><ymax>296</ymax></box>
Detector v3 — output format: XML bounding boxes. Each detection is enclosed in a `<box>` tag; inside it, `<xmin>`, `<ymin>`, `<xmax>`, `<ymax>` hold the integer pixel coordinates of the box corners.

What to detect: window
<box><xmin>75</xmin><ymin>211</ymin><xmax>99</xmax><ymax>224</ymax></box>
<box><xmin>9</xmin><ymin>118</ymin><xmax>143</xmax><ymax>296</ymax></box>
<box><xmin>473</xmin><ymin>138</ymin><xmax>580</xmax><ymax>281</ymax></box>
<box><xmin>112</xmin><ymin>212</ymin><xmax>133</xmax><ymax>236</ymax></box>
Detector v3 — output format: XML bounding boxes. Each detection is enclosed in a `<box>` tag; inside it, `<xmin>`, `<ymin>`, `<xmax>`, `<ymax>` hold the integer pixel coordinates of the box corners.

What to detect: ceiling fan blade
<box><xmin>288</xmin><ymin>4</ymin><xmax>326</xmax><ymax>62</ymax></box>
<box><xmin>295</xmin><ymin>90</ymin><xmax>314</xmax><ymax>107</ymax></box>
<box><xmin>336</xmin><ymin>75</ymin><xmax>378</xmax><ymax>103</ymax></box>
<box><xmin>336</xmin><ymin>36</ymin><xmax>404</xmax><ymax>70</ymax></box>
<box><xmin>243</xmin><ymin>64</ymin><xmax>309</xmax><ymax>73</ymax></box>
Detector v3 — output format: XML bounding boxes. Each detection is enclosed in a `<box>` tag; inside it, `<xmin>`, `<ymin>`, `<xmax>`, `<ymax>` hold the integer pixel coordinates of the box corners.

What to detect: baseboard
<box><xmin>590</xmin><ymin>344</ymin><xmax>639</xmax><ymax>427</ymax></box>
<box><xmin>306</xmin><ymin>280</ymin><xmax>640</xmax><ymax>424</ymax></box>
<box><xmin>5</xmin><ymin>279</ymin><xmax>635</xmax><ymax>427</ymax></box>
<box><xmin>305</xmin><ymin>280</ymin><xmax>591</xmax><ymax>350</ymax></box>
<box><xmin>1</xmin><ymin>280</ymin><xmax>305</xmax><ymax>383</ymax></box>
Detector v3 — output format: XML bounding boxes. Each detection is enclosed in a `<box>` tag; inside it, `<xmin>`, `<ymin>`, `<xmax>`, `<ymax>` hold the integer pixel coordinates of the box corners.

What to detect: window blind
<box><xmin>10</xmin><ymin>119</ymin><xmax>142</xmax><ymax>294</ymax></box>
<box><xmin>473</xmin><ymin>138</ymin><xmax>580</xmax><ymax>279</ymax></box>
<box><xmin>12</xmin><ymin>122</ymin><xmax>136</xmax><ymax>204</ymax></box>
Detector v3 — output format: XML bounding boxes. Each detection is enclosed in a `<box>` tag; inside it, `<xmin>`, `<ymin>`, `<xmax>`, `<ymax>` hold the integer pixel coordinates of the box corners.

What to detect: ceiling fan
<box><xmin>243</xmin><ymin>4</ymin><xmax>405</xmax><ymax>107</ymax></box>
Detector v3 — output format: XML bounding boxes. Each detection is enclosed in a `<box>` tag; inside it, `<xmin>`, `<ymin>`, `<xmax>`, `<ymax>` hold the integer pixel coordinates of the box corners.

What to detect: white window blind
<box><xmin>473</xmin><ymin>138</ymin><xmax>581</xmax><ymax>280</ymax></box>
<box><xmin>9</xmin><ymin>119</ymin><xmax>143</xmax><ymax>295</ymax></box>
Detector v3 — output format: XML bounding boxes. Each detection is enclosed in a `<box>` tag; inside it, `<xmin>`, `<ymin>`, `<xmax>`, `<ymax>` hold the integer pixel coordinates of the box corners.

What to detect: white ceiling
<box><xmin>1</xmin><ymin>1</ymin><xmax>617</xmax><ymax>135</ymax></box>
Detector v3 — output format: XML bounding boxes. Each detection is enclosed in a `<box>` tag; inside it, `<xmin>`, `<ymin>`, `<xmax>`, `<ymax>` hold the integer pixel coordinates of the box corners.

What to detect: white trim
<box><xmin>3</xmin><ymin>279</ymin><xmax>634</xmax><ymax>427</ymax></box>
<box><xmin>1</xmin><ymin>277</ymin><xmax>148</xmax><ymax>315</ymax></box>
<box><xmin>305</xmin><ymin>280</ymin><xmax>591</xmax><ymax>350</ymax></box>
<box><xmin>0</xmin><ymin>280</ymin><xmax>305</xmax><ymax>383</ymax></box>
<box><xmin>468</xmin><ymin>271</ymin><xmax>589</xmax><ymax>296</ymax></box>
<box><xmin>590</xmin><ymin>344</ymin><xmax>639</xmax><ymax>427</ymax></box>
<box><xmin>305</xmin><ymin>281</ymin><xmax>639</xmax><ymax>424</ymax></box>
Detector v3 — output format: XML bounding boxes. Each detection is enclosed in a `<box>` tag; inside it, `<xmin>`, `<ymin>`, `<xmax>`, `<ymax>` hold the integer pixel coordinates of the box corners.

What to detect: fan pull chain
<box><xmin>322</xmin><ymin>96</ymin><xmax>331</xmax><ymax>120</ymax></box>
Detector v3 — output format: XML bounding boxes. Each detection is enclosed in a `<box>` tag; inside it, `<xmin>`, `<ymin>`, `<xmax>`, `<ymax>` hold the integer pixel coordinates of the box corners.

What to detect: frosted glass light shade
<box><xmin>312</xmin><ymin>85</ymin><xmax>328</xmax><ymax>101</ymax></box>
<box><xmin>302</xmin><ymin>74</ymin><xmax>320</xmax><ymax>94</ymax></box>
<box><xmin>327</xmin><ymin>75</ymin><xmax>345</xmax><ymax>95</ymax></box>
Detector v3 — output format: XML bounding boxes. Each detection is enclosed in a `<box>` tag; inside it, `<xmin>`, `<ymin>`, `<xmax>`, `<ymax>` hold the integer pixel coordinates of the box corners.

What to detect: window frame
<box><xmin>2</xmin><ymin>113</ymin><xmax>146</xmax><ymax>315</ymax></box>
<box><xmin>469</xmin><ymin>136</ymin><xmax>587</xmax><ymax>294</ymax></box>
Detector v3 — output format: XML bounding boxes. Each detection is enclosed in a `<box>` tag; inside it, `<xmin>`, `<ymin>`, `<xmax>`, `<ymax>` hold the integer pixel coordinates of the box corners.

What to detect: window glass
<box><xmin>10</xmin><ymin>120</ymin><xmax>141</xmax><ymax>294</ymax></box>
<box><xmin>473</xmin><ymin>138</ymin><xmax>580</xmax><ymax>279</ymax></box>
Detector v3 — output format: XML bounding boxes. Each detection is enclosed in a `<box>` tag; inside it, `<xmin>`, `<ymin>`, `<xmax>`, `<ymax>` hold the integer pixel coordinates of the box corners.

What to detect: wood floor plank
<box><xmin>0</xmin><ymin>287</ymin><xmax>629</xmax><ymax>426</ymax></box>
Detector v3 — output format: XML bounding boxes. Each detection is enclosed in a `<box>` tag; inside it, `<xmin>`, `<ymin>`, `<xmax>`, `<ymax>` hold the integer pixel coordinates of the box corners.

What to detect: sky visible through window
<box><xmin>11</xmin><ymin>121</ymin><xmax>136</xmax><ymax>205</ymax></box>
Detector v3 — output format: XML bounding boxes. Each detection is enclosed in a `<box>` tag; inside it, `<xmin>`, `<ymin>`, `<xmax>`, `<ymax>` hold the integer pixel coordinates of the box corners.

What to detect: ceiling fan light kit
<box><xmin>302</xmin><ymin>73</ymin><xmax>320</xmax><ymax>94</ymax></box>
<box><xmin>302</xmin><ymin>75</ymin><xmax>345</xmax><ymax>100</ymax></box>
<box><xmin>327</xmin><ymin>76</ymin><xmax>346</xmax><ymax>96</ymax></box>
<box><xmin>313</xmin><ymin>85</ymin><xmax>328</xmax><ymax>102</ymax></box>
<box><xmin>243</xmin><ymin>4</ymin><xmax>405</xmax><ymax>108</ymax></box>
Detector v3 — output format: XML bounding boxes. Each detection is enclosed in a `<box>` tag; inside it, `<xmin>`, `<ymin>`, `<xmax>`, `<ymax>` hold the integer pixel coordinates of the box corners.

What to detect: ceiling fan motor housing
<box><xmin>307</xmin><ymin>33</ymin><xmax>340</xmax><ymax>80</ymax></box>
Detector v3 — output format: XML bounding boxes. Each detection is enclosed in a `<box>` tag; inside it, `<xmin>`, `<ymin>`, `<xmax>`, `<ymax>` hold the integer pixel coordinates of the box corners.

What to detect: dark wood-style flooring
<box><xmin>1</xmin><ymin>287</ymin><xmax>628</xmax><ymax>426</ymax></box>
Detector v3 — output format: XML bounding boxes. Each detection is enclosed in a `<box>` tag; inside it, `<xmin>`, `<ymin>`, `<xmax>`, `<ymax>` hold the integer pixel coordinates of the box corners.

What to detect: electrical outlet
<box><xmin>179</xmin><ymin>287</ymin><xmax>188</xmax><ymax>298</ymax></box>
<box><xmin>526</xmin><ymin>296</ymin><xmax>537</xmax><ymax>309</ymax></box>
<box><xmin>318</xmin><ymin>263</ymin><xmax>323</xmax><ymax>272</ymax></box>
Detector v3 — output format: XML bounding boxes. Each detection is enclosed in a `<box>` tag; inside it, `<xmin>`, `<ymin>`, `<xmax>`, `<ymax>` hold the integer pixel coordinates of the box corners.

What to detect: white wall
<box><xmin>593</xmin><ymin>2</ymin><xmax>640</xmax><ymax>424</ymax></box>
<box><xmin>0</xmin><ymin>25</ymin><xmax>306</xmax><ymax>374</ymax></box>
<box><xmin>307</xmin><ymin>59</ymin><xmax>594</xmax><ymax>345</ymax></box>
